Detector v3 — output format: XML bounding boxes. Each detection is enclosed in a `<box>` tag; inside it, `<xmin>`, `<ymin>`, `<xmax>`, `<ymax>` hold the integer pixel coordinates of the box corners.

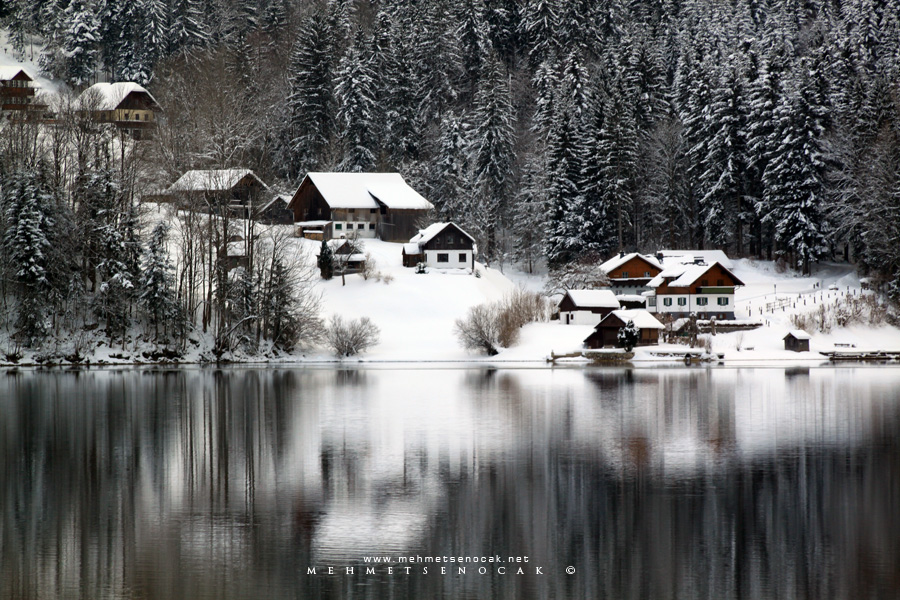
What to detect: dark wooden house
<box><xmin>583</xmin><ymin>310</ymin><xmax>664</xmax><ymax>349</ymax></box>
<box><xmin>79</xmin><ymin>82</ymin><xmax>160</xmax><ymax>139</ymax></box>
<box><xmin>405</xmin><ymin>222</ymin><xmax>476</xmax><ymax>270</ymax></box>
<box><xmin>783</xmin><ymin>330</ymin><xmax>811</xmax><ymax>352</ymax></box>
<box><xmin>0</xmin><ymin>66</ymin><xmax>45</xmax><ymax>118</ymax></box>
<box><xmin>161</xmin><ymin>169</ymin><xmax>269</xmax><ymax>217</ymax></box>
<box><xmin>599</xmin><ymin>252</ymin><xmax>663</xmax><ymax>294</ymax></box>
<box><xmin>288</xmin><ymin>173</ymin><xmax>434</xmax><ymax>242</ymax></box>
<box><xmin>255</xmin><ymin>194</ymin><xmax>294</xmax><ymax>224</ymax></box>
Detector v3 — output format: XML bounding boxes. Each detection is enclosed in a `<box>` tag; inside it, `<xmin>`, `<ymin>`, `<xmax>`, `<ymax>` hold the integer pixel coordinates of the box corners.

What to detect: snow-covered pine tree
<box><xmin>1</xmin><ymin>170</ymin><xmax>54</xmax><ymax>346</ymax></box>
<box><xmin>140</xmin><ymin>221</ymin><xmax>179</xmax><ymax>341</ymax></box>
<box><xmin>698</xmin><ymin>58</ymin><xmax>748</xmax><ymax>253</ymax></box>
<box><xmin>455</xmin><ymin>0</ymin><xmax>490</xmax><ymax>97</ymax></box>
<box><xmin>335</xmin><ymin>31</ymin><xmax>379</xmax><ymax>172</ymax></box>
<box><xmin>513</xmin><ymin>151</ymin><xmax>547</xmax><ymax>273</ymax></box>
<box><xmin>60</xmin><ymin>0</ymin><xmax>100</xmax><ymax>85</ymax></box>
<box><xmin>428</xmin><ymin>113</ymin><xmax>470</xmax><ymax>221</ymax></box>
<box><xmin>318</xmin><ymin>239</ymin><xmax>334</xmax><ymax>280</ymax></box>
<box><xmin>518</xmin><ymin>0</ymin><xmax>560</xmax><ymax>69</ymax></box>
<box><xmin>617</xmin><ymin>319</ymin><xmax>639</xmax><ymax>351</ymax></box>
<box><xmin>287</xmin><ymin>15</ymin><xmax>338</xmax><ymax>177</ymax></box>
<box><xmin>469</xmin><ymin>53</ymin><xmax>516</xmax><ymax>262</ymax></box>
<box><xmin>762</xmin><ymin>66</ymin><xmax>829</xmax><ymax>275</ymax></box>
<box><xmin>544</xmin><ymin>110</ymin><xmax>585</xmax><ymax>266</ymax></box>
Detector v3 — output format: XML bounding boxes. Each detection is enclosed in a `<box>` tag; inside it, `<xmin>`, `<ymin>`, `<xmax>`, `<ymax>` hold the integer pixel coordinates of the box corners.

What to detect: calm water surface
<box><xmin>1</xmin><ymin>366</ymin><xmax>898</xmax><ymax>599</ymax></box>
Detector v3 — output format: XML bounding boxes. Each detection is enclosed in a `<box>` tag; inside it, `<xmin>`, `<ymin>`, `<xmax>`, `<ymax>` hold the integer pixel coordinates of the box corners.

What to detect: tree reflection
<box><xmin>0</xmin><ymin>367</ymin><xmax>897</xmax><ymax>599</ymax></box>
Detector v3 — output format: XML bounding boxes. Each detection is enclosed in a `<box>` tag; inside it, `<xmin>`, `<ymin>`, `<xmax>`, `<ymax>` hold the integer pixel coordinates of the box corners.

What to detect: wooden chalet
<box><xmin>78</xmin><ymin>82</ymin><xmax>160</xmax><ymax>139</ymax></box>
<box><xmin>0</xmin><ymin>65</ymin><xmax>45</xmax><ymax>119</ymax></box>
<box><xmin>161</xmin><ymin>169</ymin><xmax>269</xmax><ymax>217</ymax></box>
<box><xmin>583</xmin><ymin>310</ymin><xmax>664</xmax><ymax>349</ymax></box>
<box><xmin>558</xmin><ymin>289</ymin><xmax>620</xmax><ymax>326</ymax></box>
<box><xmin>784</xmin><ymin>330</ymin><xmax>811</xmax><ymax>352</ymax></box>
<box><xmin>255</xmin><ymin>194</ymin><xmax>294</xmax><ymax>224</ymax></box>
<box><xmin>404</xmin><ymin>222</ymin><xmax>476</xmax><ymax>270</ymax></box>
<box><xmin>646</xmin><ymin>261</ymin><xmax>744</xmax><ymax>320</ymax></box>
<box><xmin>288</xmin><ymin>173</ymin><xmax>434</xmax><ymax>242</ymax></box>
<box><xmin>317</xmin><ymin>238</ymin><xmax>366</xmax><ymax>273</ymax></box>
<box><xmin>599</xmin><ymin>252</ymin><xmax>663</xmax><ymax>295</ymax></box>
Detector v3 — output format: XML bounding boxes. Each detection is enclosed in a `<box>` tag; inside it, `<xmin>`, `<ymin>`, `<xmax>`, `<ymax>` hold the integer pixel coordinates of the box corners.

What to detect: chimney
<box><xmin>619</xmin><ymin>250</ymin><xmax>625</xmax><ymax>258</ymax></box>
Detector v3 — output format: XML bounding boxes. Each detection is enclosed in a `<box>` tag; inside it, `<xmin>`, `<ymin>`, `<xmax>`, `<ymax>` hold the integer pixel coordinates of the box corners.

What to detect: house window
<box><xmin>368</xmin><ymin>223</ymin><xmax>375</xmax><ymax>230</ymax></box>
<box><xmin>677</xmin><ymin>297</ymin><xmax>687</xmax><ymax>306</ymax></box>
<box><xmin>649</xmin><ymin>297</ymin><xmax>656</xmax><ymax>307</ymax></box>
<box><xmin>335</xmin><ymin>223</ymin><xmax>343</xmax><ymax>230</ymax></box>
<box><xmin>459</xmin><ymin>253</ymin><xmax>466</xmax><ymax>262</ymax></box>
<box><xmin>621</xmin><ymin>271</ymin><xmax>628</xmax><ymax>278</ymax></box>
<box><xmin>348</xmin><ymin>209</ymin><xmax>355</xmax><ymax>213</ymax></box>
<box><xmin>437</xmin><ymin>253</ymin><xmax>449</xmax><ymax>263</ymax></box>
<box><xmin>701</xmin><ymin>279</ymin><xmax>709</xmax><ymax>286</ymax></box>
<box><xmin>645</xmin><ymin>271</ymin><xmax>650</xmax><ymax>277</ymax></box>
<box><xmin>717</xmin><ymin>279</ymin><xmax>724</xmax><ymax>286</ymax></box>
<box><xmin>663</xmin><ymin>298</ymin><xmax>673</xmax><ymax>307</ymax></box>
<box><xmin>357</xmin><ymin>223</ymin><xmax>365</xmax><ymax>230</ymax></box>
<box><xmin>697</xmin><ymin>297</ymin><xmax>708</xmax><ymax>306</ymax></box>
<box><xmin>717</xmin><ymin>297</ymin><xmax>729</xmax><ymax>306</ymax></box>
<box><xmin>370</xmin><ymin>209</ymin><xmax>377</xmax><ymax>214</ymax></box>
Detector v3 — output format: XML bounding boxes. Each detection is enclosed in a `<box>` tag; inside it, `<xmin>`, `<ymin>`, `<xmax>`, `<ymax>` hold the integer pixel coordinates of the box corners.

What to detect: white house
<box><xmin>645</xmin><ymin>261</ymin><xmax>744</xmax><ymax>320</ymax></box>
<box><xmin>558</xmin><ymin>290</ymin><xmax>621</xmax><ymax>326</ymax></box>
<box><xmin>403</xmin><ymin>222</ymin><xmax>476</xmax><ymax>270</ymax></box>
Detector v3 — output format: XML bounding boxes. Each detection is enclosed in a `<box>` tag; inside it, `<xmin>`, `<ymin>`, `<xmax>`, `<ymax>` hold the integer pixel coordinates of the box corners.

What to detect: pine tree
<box><xmin>519</xmin><ymin>0</ymin><xmax>560</xmax><ymax>68</ymax></box>
<box><xmin>470</xmin><ymin>54</ymin><xmax>516</xmax><ymax>262</ymax></box>
<box><xmin>1</xmin><ymin>170</ymin><xmax>54</xmax><ymax>346</ymax></box>
<box><xmin>287</xmin><ymin>15</ymin><xmax>338</xmax><ymax>177</ymax></box>
<box><xmin>544</xmin><ymin>111</ymin><xmax>586</xmax><ymax>265</ymax></box>
<box><xmin>60</xmin><ymin>0</ymin><xmax>100</xmax><ymax>85</ymax></box>
<box><xmin>335</xmin><ymin>31</ymin><xmax>379</xmax><ymax>172</ymax></box>
<box><xmin>318</xmin><ymin>239</ymin><xmax>334</xmax><ymax>279</ymax></box>
<box><xmin>698</xmin><ymin>59</ymin><xmax>748</xmax><ymax>252</ymax></box>
<box><xmin>429</xmin><ymin>113</ymin><xmax>470</xmax><ymax>221</ymax></box>
<box><xmin>762</xmin><ymin>81</ymin><xmax>828</xmax><ymax>274</ymax></box>
<box><xmin>140</xmin><ymin>221</ymin><xmax>179</xmax><ymax>341</ymax></box>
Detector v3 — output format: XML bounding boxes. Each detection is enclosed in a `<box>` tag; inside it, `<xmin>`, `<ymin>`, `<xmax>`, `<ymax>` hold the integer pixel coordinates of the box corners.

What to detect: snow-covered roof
<box><xmin>599</xmin><ymin>252</ymin><xmax>662</xmax><ymax>274</ymax></box>
<box><xmin>295</xmin><ymin>220</ymin><xmax>331</xmax><ymax>227</ymax></box>
<box><xmin>606</xmin><ymin>309</ymin><xmax>664</xmax><ymax>330</ymax></box>
<box><xmin>403</xmin><ymin>243</ymin><xmax>421</xmax><ymax>254</ymax></box>
<box><xmin>647</xmin><ymin>261</ymin><xmax>742</xmax><ymax>288</ymax></box>
<box><xmin>658</xmin><ymin>249</ymin><xmax>734</xmax><ymax>269</ymax></box>
<box><xmin>562</xmin><ymin>289</ymin><xmax>620</xmax><ymax>309</ymax></box>
<box><xmin>167</xmin><ymin>169</ymin><xmax>267</xmax><ymax>193</ymax></box>
<box><xmin>303</xmin><ymin>173</ymin><xmax>434</xmax><ymax>210</ymax></box>
<box><xmin>0</xmin><ymin>65</ymin><xmax>34</xmax><ymax>81</ymax></box>
<box><xmin>409</xmin><ymin>222</ymin><xmax>475</xmax><ymax>245</ymax></box>
<box><xmin>258</xmin><ymin>194</ymin><xmax>290</xmax><ymax>213</ymax></box>
<box><xmin>785</xmin><ymin>330</ymin><xmax>811</xmax><ymax>340</ymax></box>
<box><xmin>79</xmin><ymin>82</ymin><xmax>160</xmax><ymax>111</ymax></box>
<box><xmin>615</xmin><ymin>294</ymin><xmax>647</xmax><ymax>304</ymax></box>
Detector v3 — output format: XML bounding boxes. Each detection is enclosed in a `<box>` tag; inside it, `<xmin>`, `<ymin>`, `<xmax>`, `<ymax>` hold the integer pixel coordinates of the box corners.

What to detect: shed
<box><xmin>783</xmin><ymin>330</ymin><xmax>811</xmax><ymax>352</ymax></box>
<box><xmin>584</xmin><ymin>309</ymin><xmax>664</xmax><ymax>349</ymax></box>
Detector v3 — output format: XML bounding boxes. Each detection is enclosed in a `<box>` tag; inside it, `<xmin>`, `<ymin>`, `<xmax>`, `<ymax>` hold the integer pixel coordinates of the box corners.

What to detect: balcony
<box><xmin>698</xmin><ymin>287</ymin><xmax>735</xmax><ymax>294</ymax></box>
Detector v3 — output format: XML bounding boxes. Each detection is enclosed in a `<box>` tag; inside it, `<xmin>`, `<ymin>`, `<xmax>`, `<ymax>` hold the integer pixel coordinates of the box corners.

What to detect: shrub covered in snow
<box><xmin>326</xmin><ymin>315</ymin><xmax>380</xmax><ymax>357</ymax></box>
<box><xmin>455</xmin><ymin>288</ymin><xmax>550</xmax><ymax>355</ymax></box>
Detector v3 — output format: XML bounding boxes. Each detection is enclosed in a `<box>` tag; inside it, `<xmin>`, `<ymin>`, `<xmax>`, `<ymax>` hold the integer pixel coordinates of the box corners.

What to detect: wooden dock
<box><xmin>549</xmin><ymin>350</ymin><xmax>634</xmax><ymax>364</ymax></box>
<box><xmin>822</xmin><ymin>350</ymin><xmax>900</xmax><ymax>362</ymax></box>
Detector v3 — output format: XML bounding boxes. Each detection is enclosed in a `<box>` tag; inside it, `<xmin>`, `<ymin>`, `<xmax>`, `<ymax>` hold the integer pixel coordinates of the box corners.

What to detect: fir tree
<box><xmin>60</xmin><ymin>0</ymin><xmax>100</xmax><ymax>85</ymax></box>
<box><xmin>470</xmin><ymin>54</ymin><xmax>516</xmax><ymax>262</ymax></box>
<box><xmin>140</xmin><ymin>221</ymin><xmax>179</xmax><ymax>341</ymax></box>
<box><xmin>318</xmin><ymin>239</ymin><xmax>334</xmax><ymax>279</ymax></box>
<box><xmin>335</xmin><ymin>31</ymin><xmax>379</xmax><ymax>172</ymax></box>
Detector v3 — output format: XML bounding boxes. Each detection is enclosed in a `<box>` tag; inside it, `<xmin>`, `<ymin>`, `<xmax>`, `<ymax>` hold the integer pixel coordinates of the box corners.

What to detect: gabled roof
<box><xmin>299</xmin><ymin>172</ymin><xmax>434</xmax><ymax>211</ymax></box>
<box><xmin>600</xmin><ymin>252</ymin><xmax>662</xmax><ymax>274</ymax></box>
<box><xmin>601</xmin><ymin>309</ymin><xmax>665</xmax><ymax>330</ymax></box>
<box><xmin>79</xmin><ymin>82</ymin><xmax>160</xmax><ymax>111</ymax></box>
<box><xmin>0</xmin><ymin>65</ymin><xmax>34</xmax><ymax>81</ymax></box>
<box><xmin>257</xmin><ymin>193</ymin><xmax>291</xmax><ymax>213</ymax></box>
<box><xmin>409</xmin><ymin>222</ymin><xmax>475</xmax><ymax>246</ymax></box>
<box><xmin>561</xmin><ymin>289</ymin><xmax>620</xmax><ymax>309</ymax></box>
<box><xmin>166</xmin><ymin>169</ymin><xmax>268</xmax><ymax>193</ymax></box>
<box><xmin>784</xmin><ymin>330</ymin><xmax>811</xmax><ymax>340</ymax></box>
<box><xmin>658</xmin><ymin>249</ymin><xmax>734</xmax><ymax>269</ymax></box>
<box><xmin>648</xmin><ymin>262</ymin><xmax>744</xmax><ymax>288</ymax></box>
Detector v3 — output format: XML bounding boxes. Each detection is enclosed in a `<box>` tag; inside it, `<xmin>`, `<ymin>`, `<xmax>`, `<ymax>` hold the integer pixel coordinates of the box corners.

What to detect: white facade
<box><xmin>332</xmin><ymin>221</ymin><xmax>378</xmax><ymax>238</ymax></box>
<box><xmin>560</xmin><ymin>310</ymin><xmax>609</xmax><ymax>327</ymax></box>
<box><xmin>423</xmin><ymin>248</ymin><xmax>473</xmax><ymax>270</ymax></box>
<box><xmin>647</xmin><ymin>293</ymin><xmax>734</xmax><ymax>316</ymax></box>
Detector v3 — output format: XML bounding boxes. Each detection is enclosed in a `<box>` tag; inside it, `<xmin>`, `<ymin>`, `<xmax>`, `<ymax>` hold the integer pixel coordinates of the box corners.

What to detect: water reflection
<box><xmin>0</xmin><ymin>367</ymin><xmax>898</xmax><ymax>599</ymax></box>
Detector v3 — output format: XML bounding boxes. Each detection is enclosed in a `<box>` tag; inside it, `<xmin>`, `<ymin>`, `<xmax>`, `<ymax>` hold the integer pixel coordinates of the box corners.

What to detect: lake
<box><xmin>1</xmin><ymin>366</ymin><xmax>898</xmax><ymax>599</ymax></box>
